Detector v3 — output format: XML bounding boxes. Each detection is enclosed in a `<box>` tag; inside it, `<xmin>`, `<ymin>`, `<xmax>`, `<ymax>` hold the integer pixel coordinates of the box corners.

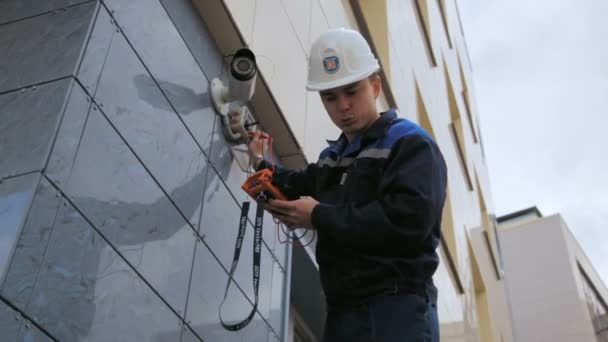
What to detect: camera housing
<box><xmin>210</xmin><ymin>48</ymin><xmax>258</xmax><ymax>143</ymax></box>
<box><xmin>228</xmin><ymin>48</ymin><xmax>257</xmax><ymax>103</ymax></box>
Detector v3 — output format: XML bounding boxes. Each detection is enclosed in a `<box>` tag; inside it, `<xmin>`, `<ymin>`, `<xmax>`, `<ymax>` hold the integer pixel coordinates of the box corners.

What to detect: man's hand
<box><xmin>247</xmin><ymin>130</ymin><xmax>268</xmax><ymax>168</ymax></box>
<box><xmin>266</xmin><ymin>196</ymin><xmax>319</xmax><ymax>230</ymax></box>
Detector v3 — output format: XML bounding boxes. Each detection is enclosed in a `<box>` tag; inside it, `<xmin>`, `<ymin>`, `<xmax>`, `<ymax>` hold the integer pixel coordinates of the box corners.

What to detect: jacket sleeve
<box><xmin>256</xmin><ymin>160</ymin><xmax>318</xmax><ymax>198</ymax></box>
<box><xmin>310</xmin><ymin>134</ymin><xmax>447</xmax><ymax>254</ymax></box>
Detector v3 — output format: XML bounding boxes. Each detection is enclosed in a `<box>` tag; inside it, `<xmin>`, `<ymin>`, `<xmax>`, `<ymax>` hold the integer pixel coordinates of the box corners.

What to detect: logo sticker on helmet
<box><xmin>323</xmin><ymin>56</ymin><xmax>340</xmax><ymax>74</ymax></box>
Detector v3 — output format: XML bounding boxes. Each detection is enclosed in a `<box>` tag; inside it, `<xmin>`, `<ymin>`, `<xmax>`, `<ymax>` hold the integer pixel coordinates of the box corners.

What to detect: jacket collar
<box><xmin>326</xmin><ymin>109</ymin><xmax>398</xmax><ymax>153</ymax></box>
<box><xmin>363</xmin><ymin>108</ymin><xmax>397</xmax><ymax>141</ymax></box>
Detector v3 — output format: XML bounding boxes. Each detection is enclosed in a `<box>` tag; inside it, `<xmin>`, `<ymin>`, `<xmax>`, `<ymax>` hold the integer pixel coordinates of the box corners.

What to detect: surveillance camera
<box><xmin>210</xmin><ymin>48</ymin><xmax>257</xmax><ymax>113</ymax></box>
<box><xmin>209</xmin><ymin>48</ymin><xmax>258</xmax><ymax>143</ymax></box>
<box><xmin>228</xmin><ymin>48</ymin><xmax>257</xmax><ymax>103</ymax></box>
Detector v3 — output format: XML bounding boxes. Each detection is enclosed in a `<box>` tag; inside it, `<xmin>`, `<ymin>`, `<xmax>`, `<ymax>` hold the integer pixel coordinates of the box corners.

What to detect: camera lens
<box><xmin>230</xmin><ymin>48</ymin><xmax>256</xmax><ymax>81</ymax></box>
<box><xmin>234</xmin><ymin>57</ymin><xmax>253</xmax><ymax>74</ymax></box>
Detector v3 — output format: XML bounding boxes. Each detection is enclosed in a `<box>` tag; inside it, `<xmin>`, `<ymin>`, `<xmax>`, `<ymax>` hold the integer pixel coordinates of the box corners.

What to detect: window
<box><xmin>453</xmin><ymin>0</ymin><xmax>465</xmax><ymax>36</ymax></box>
<box><xmin>476</xmin><ymin>175</ymin><xmax>503</xmax><ymax>279</ymax></box>
<box><xmin>413</xmin><ymin>0</ymin><xmax>437</xmax><ymax>67</ymax></box>
<box><xmin>477</xmin><ymin>120</ymin><xmax>487</xmax><ymax>162</ymax></box>
<box><xmin>449</xmin><ymin>122</ymin><xmax>473</xmax><ymax>190</ymax></box>
<box><xmin>470</xmin><ymin>238</ymin><xmax>494</xmax><ymax>342</ymax></box>
<box><xmin>483</xmin><ymin>230</ymin><xmax>501</xmax><ymax>280</ymax></box>
<box><xmin>437</xmin><ymin>0</ymin><xmax>453</xmax><ymax>48</ymax></box>
<box><xmin>458</xmin><ymin>55</ymin><xmax>479</xmax><ymax>143</ymax></box>
<box><xmin>453</xmin><ymin>0</ymin><xmax>475</xmax><ymax>71</ymax></box>
<box><xmin>349</xmin><ymin>0</ymin><xmax>398</xmax><ymax>109</ymax></box>
<box><xmin>440</xmin><ymin>233</ymin><xmax>465</xmax><ymax>294</ymax></box>
<box><xmin>461</xmin><ymin>89</ymin><xmax>478</xmax><ymax>142</ymax></box>
<box><xmin>490</xmin><ymin>215</ymin><xmax>505</xmax><ymax>270</ymax></box>
<box><xmin>578</xmin><ymin>264</ymin><xmax>608</xmax><ymax>341</ymax></box>
<box><xmin>439</xmin><ymin>188</ymin><xmax>460</xmax><ymax>271</ymax></box>
<box><xmin>415</xmin><ymin>81</ymin><xmax>436</xmax><ymax>137</ymax></box>
<box><xmin>445</xmin><ymin>60</ymin><xmax>474</xmax><ymax>190</ymax></box>
<box><xmin>417</xmin><ymin>79</ymin><xmax>466</xmax><ymax>289</ymax></box>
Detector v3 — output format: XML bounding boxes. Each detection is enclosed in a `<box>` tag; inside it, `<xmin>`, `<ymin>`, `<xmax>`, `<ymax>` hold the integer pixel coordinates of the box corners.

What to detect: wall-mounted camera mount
<box><xmin>210</xmin><ymin>48</ymin><xmax>258</xmax><ymax>143</ymax></box>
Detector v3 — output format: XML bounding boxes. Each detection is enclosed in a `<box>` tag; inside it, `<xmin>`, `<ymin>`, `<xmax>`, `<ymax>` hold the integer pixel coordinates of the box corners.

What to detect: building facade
<box><xmin>498</xmin><ymin>208</ymin><xmax>608</xmax><ymax>342</ymax></box>
<box><xmin>0</xmin><ymin>0</ymin><xmax>513</xmax><ymax>341</ymax></box>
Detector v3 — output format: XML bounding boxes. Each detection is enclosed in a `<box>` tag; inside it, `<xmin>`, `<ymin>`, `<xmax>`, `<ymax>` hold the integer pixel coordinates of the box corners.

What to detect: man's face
<box><xmin>319</xmin><ymin>75</ymin><xmax>382</xmax><ymax>138</ymax></box>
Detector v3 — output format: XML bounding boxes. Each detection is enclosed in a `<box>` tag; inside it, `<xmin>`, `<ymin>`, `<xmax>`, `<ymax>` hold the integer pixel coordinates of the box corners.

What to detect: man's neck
<box><xmin>344</xmin><ymin>133</ymin><xmax>355</xmax><ymax>143</ymax></box>
<box><xmin>344</xmin><ymin>112</ymin><xmax>381</xmax><ymax>142</ymax></box>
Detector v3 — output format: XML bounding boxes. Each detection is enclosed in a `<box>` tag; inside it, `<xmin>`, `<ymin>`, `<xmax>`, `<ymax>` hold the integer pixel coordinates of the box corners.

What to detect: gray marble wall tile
<box><xmin>0</xmin><ymin>300</ymin><xmax>53</xmax><ymax>341</ymax></box>
<box><xmin>277</xmin><ymin>242</ymin><xmax>289</xmax><ymax>266</ymax></box>
<box><xmin>205</xmin><ymin>118</ymin><xmax>269</xmax><ymax>241</ymax></box>
<box><xmin>268</xmin><ymin>260</ymin><xmax>287</xmax><ymax>337</ymax></box>
<box><xmin>45</xmin><ymin>82</ymin><xmax>92</xmax><ymax>187</ymax></box>
<box><xmin>159</xmin><ymin>0</ymin><xmax>223</xmax><ymax>78</ymax></box>
<box><xmin>0</xmin><ymin>0</ymin><xmax>92</xmax><ymax>26</ymax></box>
<box><xmin>185</xmin><ymin>240</ymin><xmax>270</xmax><ymax>342</ymax></box>
<box><xmin>273</xmin><ymin>238</ymin><xmax>289</xmax><ymax>271</ymax></box>
<box><xmin>0</xmin><ymin>2</ymin><xmax>96</xmax><ymax>93</ymax></box>
<box><xmin>0</xmin><ymin>173</ymin><xmax>41</xmax><ymax>286</ymax></box>
<box><xmin>16</xmin><ymin>319</ymin><xmax>54</xmax><ymax>342</ymax></box>
<box><xmin>199</xmin><ymin>169</ymin><xmax>273</xmax><ymax>321</ymax></box>
<box><xmin>239</xmin><ymin>235</ymin><xmax>274</xmax><ymax>322</ymax></box>
<box><xmin>207</xmin><ymin>117</ymin><xmax>250</xmax><ymax>202</ymax></box>
<box><xmin>199</xmin><ymin>169</ymin><xmax>244</xmax><ymax>267</ymax></box>
<box><xmin>102</xmin><ymin>0</ymin><xmax>215</xmax><ymax>153</ymax></box>
<box><xmin>0</xmin><ymin>0</ymin><xmax>291</xmax><ymax>340</ymax></box>
<box><xmin>0</xmin><ymin>79</ymin><xmax>72</xmax><ymax>179</ymax></box>
<box><xmin>23</xmin><ymin>198</ymin><xmax>182</xmax><ymax>341</ymax></box>
<box><xmin>206</xmin><ymin>117</ymin><xmax>279</xmax><ymax>259</ymax></box>
<box><xmin>0</xmin><ymin>302</ymin><xmax>21</xmax><ymax>341</ymax></box>
<box><xmin>180</xmin><ymin>324</ymin><xmax>202</xmax><ymax>342</ymax></box>
<box><xmin>1</xmin><ymin>177</ymin><xmax>61</xmax><ymax>309</ymax></box>
<box><xmin>206</xmin><ymin>118</ymin><xmax>257</xmax><ymax>228</ymax></box>
<box><xmin>263</xmin><ymin>211</ymin><xmax>278</xmax><ymax>255</ymax></box>
<box><xmin>268</xmin><ymin>333</ymin><xmax>279</xmax><ymax>342</ymax></box>
<box><xmin>201</xmin><ymin>119</ymin><xmax>284</xmax><ymax>319</ymax></box>
<box><xmin>62</xmin><ymin>108</ymin><xmax>196</xmax><ymax>316</ymax></box>
<box><xmin>76</xmin><ymin>5</ymin><xmax>116</xmax><ymax>97</ymax></box>
<box><xmin>92</xmin><ymin>29</ymin><xmax>206</xmax><ymax>228</ymax></box>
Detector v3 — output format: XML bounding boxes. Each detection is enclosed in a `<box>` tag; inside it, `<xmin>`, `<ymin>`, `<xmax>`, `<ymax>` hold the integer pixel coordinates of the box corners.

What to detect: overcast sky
<box><xmin>459</xmin><ymin>0</ymin><xmax>608</xmax><ymax>286</ymax></box>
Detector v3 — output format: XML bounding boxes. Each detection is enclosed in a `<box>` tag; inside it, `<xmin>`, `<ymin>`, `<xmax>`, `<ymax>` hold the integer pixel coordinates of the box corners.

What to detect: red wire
<box><xmin>258</xmin><ymin>130</ymin><xmax>314</xmax><ymax>248</ymax></box>
<box><xmin>276</xmin><ymin>222</ymin><xmax>315</xmax><ymax>247</ymax></box>
<box><xmin>267</xmin><ymin>136</ymin><xmax>275</xmax><ymax>174</ymax></box>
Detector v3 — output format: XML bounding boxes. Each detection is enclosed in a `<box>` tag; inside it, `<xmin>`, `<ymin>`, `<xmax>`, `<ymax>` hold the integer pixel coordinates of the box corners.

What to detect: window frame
<box><xmin>414</xmin><ymin>0</ymin><xmax>438</xmax><ymax>67</ymax></box>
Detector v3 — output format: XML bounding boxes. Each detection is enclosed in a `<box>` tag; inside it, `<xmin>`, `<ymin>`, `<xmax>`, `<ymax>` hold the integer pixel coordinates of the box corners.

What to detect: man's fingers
<box><xmin>273</xmin><ymin>214</ymin><xmax>296</xmax><ymax>227</ymax></box>
<box><xmin>267</xmin><ymin>200</ymin><xmax>297</xmax><ymax>215</ymax></box>
<box><xmin>264</xmin><ymin>204</ymin><xmax>290</xmax><ymax>216</ymax></box>
<box><xmin>268</xmin><ymin>199</ymin><xmax>293</xmax><ymax>208</ymax></box>
<box><xmin>270</xmin><ymin>210</ymin><xmax>298</xmax><ymax>226</ymax></box>
<box><xmin>284</xmin><ymin>222</ymin><xmax>298</xmax><ymax>230</ymax></box>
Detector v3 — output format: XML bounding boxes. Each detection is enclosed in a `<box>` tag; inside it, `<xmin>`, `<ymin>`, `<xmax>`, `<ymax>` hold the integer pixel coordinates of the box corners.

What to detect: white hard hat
<box><xmin>307</xmin><ymin>28</ymin><xmax>380</xmax><ymax>91</ymax></box>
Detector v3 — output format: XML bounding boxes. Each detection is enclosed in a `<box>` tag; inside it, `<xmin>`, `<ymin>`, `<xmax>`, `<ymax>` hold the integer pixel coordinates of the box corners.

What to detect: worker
<box><xmin>248</xmin><ymin>28</ymin><xmax>446</xmax><ymax>342</ymax></box>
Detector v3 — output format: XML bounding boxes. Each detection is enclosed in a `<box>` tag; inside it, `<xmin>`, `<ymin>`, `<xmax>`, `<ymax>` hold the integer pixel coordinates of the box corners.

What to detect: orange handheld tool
<box><xmin>242</xmin><ymin>169</ymin><xmax>287</xmax><ymax>201</ymax></box>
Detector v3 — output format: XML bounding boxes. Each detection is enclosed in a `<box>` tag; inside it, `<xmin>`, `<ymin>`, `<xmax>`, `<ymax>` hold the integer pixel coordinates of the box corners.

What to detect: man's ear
<box><xmin>371</xmin><ymin>74</ymin><xmax>382</xmax><ymax>98</ymax></box>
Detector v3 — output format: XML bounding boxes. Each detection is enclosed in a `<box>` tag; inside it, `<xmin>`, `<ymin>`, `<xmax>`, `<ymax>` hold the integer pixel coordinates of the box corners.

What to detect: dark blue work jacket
<box><xmin>258</xmin><ymin>109</ymin><xmax>447</xmax><ymax>307</ymax></box>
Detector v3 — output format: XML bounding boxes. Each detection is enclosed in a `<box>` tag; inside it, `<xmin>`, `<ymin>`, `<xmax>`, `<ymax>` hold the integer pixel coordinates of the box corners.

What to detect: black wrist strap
<box><xmin>219</xmin><ymin>198</ymin><xmax>265</xmax><ymax>331</ymax></box>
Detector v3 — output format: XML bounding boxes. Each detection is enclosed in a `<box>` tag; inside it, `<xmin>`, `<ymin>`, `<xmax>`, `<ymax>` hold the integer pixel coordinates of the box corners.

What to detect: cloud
<box><xmin>460</xmin><ymin>0</ymin><xmax>608</xmax><ymax>286</ymax></box>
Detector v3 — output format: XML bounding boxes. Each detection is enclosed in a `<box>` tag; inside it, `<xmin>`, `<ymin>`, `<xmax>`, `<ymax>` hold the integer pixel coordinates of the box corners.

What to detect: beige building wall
<box><xmin>470</xmin><ymin>225</ymin><xmax>515</xmax><ymax>342</ymax></box>
<box><xmin>499</xmin><ymin>213</ymin><xmax>608</xmax><ymax>342</ymax></box>
<box><xmin>193</xmin><ymin>0</ymin><xmax>513</xmax><ymax>340</ymax></box>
